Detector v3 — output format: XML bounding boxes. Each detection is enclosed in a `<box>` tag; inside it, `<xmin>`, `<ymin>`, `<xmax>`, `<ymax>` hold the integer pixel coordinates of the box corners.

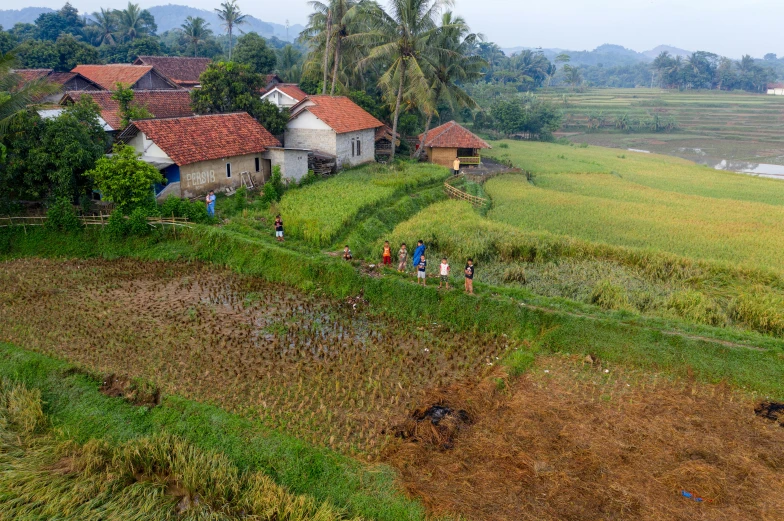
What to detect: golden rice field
<box><xmin>486</xmin><ymin>141</ymin><xmax>784</xmax><ymax>273</ymax></box>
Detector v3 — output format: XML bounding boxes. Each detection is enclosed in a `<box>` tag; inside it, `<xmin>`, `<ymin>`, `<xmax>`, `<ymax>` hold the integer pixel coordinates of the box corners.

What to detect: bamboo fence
<box><xmin>0</xmin><ymin>214</ymin><xmax>191</xmax><ymax>229</ymax></box>
<box><xmin>443</xmin><ymin>179</ymin><xmax>488</xmax><ymax>207</ymax></box>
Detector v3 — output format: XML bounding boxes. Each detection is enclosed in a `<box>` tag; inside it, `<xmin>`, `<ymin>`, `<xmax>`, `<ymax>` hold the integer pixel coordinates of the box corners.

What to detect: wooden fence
<box><xmin>443</xmin><ymin>178</ymin><xmax>488</xmax><ymax>207</ymax></box>
<box><xmin>0</xmin><ymin>215</ymin><xmax>191</xmax><ymax>228</ymax></box>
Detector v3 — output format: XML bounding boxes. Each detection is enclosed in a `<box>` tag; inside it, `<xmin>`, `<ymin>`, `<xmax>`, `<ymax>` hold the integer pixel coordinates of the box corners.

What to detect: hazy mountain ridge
<box><xmin>0</xmin><ymin>5</ymin><xmax>304</xmax><ymax>42</ymax></box>
<box><xmin>501</xmin><ymin>43</ymin><xmax>694</xmax><ymax>67</ymax></box>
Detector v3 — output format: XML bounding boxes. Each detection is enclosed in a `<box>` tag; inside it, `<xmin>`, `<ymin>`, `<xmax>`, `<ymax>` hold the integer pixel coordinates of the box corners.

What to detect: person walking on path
<box><xmin>397</xmin><ymin>243</ymin><xmax>408</xmax><ymax>272</ymax></box>
<box><xmin>453</xmin><ymin>157</ymin><xmax>461</xmax><ymax>176</ymax></box>
<box><xmin>464</xmin><ymin>258</ymin><xmax>475</xmax><ymax>294</ymax></box>
<box><xmin>274</xmin><ymin>215</ymin><xmax>284</xmax><ymax>242</ymax></box>
<box><xmin>382</xmin><ymin>241</ymin><xmax>393</xmax><ymax>266</ymax></box>
<box><xmin>417</xmin><ymin>254</ymin><xmax>427</xmax><ymax>286</ymax></box>
<box><xmin>439</xmin><ymin>258</ymin><xmax>451</xmax><ymax>289</ymax></box>
<box><xmin>412</xmin><ymin>240</ymin><xmax>426</xmax><ymax>270</ymax></box>
<box><xmin>206</xmin><ymin>190</ymin><xmax>216</xmax><ymax>217</ymax></box>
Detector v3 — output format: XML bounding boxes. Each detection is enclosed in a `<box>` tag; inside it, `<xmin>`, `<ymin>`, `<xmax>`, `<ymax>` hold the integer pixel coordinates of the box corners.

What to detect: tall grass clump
<box><xmin>731</xmin><ymin>287</ymin><xmax>784</xmax><ymax>336</ymax></box>
<box><xmin>279</xmin><ymin>163</ymin><xmax>448</xmax><ymax>246</ymax></box>
<box><xmin>0</xmin><ymin>380</ymin><xmax>360</xmax><ymax>521</ymax></box>
<box><xmin>590</xmin><ymin>280</ymin><xmax>630</xmax><ymax>311</ymax></box>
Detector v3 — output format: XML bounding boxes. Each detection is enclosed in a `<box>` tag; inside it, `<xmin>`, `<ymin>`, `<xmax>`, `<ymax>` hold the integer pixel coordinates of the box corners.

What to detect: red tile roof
<box><xmin>375</xmin><ymin>124</ymin><xmax>399</xmax><ymax>142</ymax></box>
<box><xmin>419</xmin><ymin>121</ymin><xmax>491</xmax><ymax>149</ymax></box>
<box><xmin>274</xmin><ymin>84</ymin><xmax>308</xmax><ymax>102</ymax></box>
<box><xmin>62</xmin><ymin>90</ymin><xmax>195</xmax><ymax>131</ymax></box>
<box><xmin>133</xmin><ymin>56</ymin><xmax>210</xmax><ymax>86</ymax></box>
<box><xmin>71</xmin><ymin>64</ymin><xmax>178</xmax><ymax>90</ymax></box>
<box><xmin>12</xmin><ymin>69</ymin><xmax>52</xmax><ymax>82</ymax></box>
<box><xmin>123</xmin><ymin>113</ymin><xmax>281</xmax><ymax>166</ymax></box>
<box><xmin>291</xmin><ymin>96</ymin><xmax>383</xmax><ymax>134</ymax></box>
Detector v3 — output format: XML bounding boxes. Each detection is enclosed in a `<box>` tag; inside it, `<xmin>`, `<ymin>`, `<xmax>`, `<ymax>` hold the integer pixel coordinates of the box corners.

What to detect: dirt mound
<box><xmin>755</xmin><ymin>401</ymin><xmax>784</xmax><ymax>426</ymax></box>
<box><xmin>100</xmin><ymin>374</ymin><xmax>160</xmax><ymax>407</ymax></box>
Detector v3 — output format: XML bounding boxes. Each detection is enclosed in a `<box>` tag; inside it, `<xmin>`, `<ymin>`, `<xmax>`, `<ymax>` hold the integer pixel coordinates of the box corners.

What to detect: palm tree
<box><xmin>277</xmin><ymin>44</ymin><xmax>303</xmax><ymax>82</ymax></box>
<box><xmin>89</xmin><ymin>8</ymin><xmax>118</xmax><ymax>46</ymax></box>
<box><xmin>416</xmin><ymin>12</ymin><xmax>484</xmax><ymax>155</ymax></box>
<box><xmin>0</xmin><ymin>54</ymin><xmax>59</xmax><ymax>137</ymax></box>
<box><xmin>115</xmin><ymin>2</ymin><xmax>152</xmax><ymax>41</ymax></box>
<box><xmin>353</xmin><ymin>0</ymin><xmax>454</xmax><ymax>161</ymax></box>
<box><xmin>215</xmin><ymin>0</ymin><xmax>247</xmax><ymax>60</ymax></box>
<box><xmin>303</xmin><ymin>0</ymin><xmax>367</xmax><ymax>95</ymax></box>
<box><xmin>510</xmin><ymin>50</ymin><xmax>551</xmax><ymax>88</ymax></box>
<box><xmin>181</xmin><ymin>16</ymin><xmax>213</xmax><ymax>57</ymax></box>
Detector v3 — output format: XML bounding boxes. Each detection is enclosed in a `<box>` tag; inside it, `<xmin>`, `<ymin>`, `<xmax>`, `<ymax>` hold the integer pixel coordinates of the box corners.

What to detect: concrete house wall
<box><xmin>179</xmin><ymin>153</ymin><xmax>265</xmax><ymax>198</ymax></box>
<box><xmin>335</xmin><ymin>129</ymin><xmax>375</xmax><ymax>168</ymax></box>
<box><xmin>262</xmin><ymin>147</ymin><xmax>309</xmax><ymax>181</ymax></box>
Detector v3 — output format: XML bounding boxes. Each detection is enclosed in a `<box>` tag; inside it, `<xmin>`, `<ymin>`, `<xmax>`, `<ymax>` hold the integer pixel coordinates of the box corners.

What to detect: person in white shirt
<box><xmin>439</xmin><ymin>258</ymin><xmax>451</xmax><ymax>289</ymax></box>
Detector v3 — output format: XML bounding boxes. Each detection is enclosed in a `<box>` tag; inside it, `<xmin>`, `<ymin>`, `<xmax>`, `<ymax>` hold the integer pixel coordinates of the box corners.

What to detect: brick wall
<box><xmin>284</xmin><ymin>128</ymin><xmax>336</xmax><ymax>155</ymax></box>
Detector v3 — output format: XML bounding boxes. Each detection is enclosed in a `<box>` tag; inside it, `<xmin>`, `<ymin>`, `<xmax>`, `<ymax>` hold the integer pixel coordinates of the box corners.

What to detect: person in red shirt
<box><xmin>382</xmin><ymin>241</ymin><xmax>392</xmax><ymax>266</ymax></box>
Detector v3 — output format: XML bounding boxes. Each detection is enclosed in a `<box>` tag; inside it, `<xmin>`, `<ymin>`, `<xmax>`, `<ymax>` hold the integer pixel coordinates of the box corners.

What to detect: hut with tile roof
<box><xmin>418</xmin><ymin>121</ymin><xmax>491</xmax><ymax>168</ymax></box>
<box><xmin>285</xmin><ymin>95</ymin><xmax>383</xmax><ymax>169</ymax></box>
<box><xmin>119</xmin><ymin>113</ymin><xmax>281</xmax><ymax>200</ymax></box>
<box><xmin>71</xmin><ymin>64</ymin><xmax>180</xmax><ymax>91</ymax></box>
<box><xmin>133</xmin><ymin>56</ymin><xmax>211</xmax><ymax>89</ymax></box>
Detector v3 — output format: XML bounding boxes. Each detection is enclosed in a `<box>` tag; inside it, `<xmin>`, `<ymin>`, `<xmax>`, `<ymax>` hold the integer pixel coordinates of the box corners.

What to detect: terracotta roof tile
<box><xmin>134</xmin><ymin>56</ymin><xmax>210</xmax><ymax>86</ymax></box>
<box><xmin>71</xmin><ymin>64</ymin><xmax>178</xmax><ymax>90</ymax></box>
<box><xmin>291</xmin><ymin>96</ymin><xmax>382</xmax><ymax>134</ymax></box>
<box><xmin>124</xmin><ymin>113</ymin><xmax>281</xmax><ymax>166</ymax></box>
<box><xmin>419</xmin><ymin>121</ymin><xmax>491</xmax><ymax>150</ymax></box>
<box><xmin>63</xmin><ymin>90</ymin><xmax>195</xmax><ymax>131</ymax></box>
<box><xmin>12</xmin><ymin>69</ymin><xmax>52</xmax><ymax>82</ymax></box>
<box><xmin>274</xmin><ymin>84</ymin><xmax>308</xmax><ymax>102</ymax></box>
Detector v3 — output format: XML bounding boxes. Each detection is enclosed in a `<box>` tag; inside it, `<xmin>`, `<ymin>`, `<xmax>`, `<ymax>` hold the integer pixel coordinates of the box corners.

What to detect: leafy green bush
<box><xmin>45</xmin><ymin>198</ymin><xmax>82</xmax><ymax>232</ymax></box>
<box><xmin>85</xmin><ymin>144</ymin><xmax>163</xmax><ymax>214</ymax></box>
<box><xmin>127</xmin><ymin>207</ymin><xmax>152</xmax><ymax>236</ymax></box>
<box><xmin>104</xmin><ymin>210</ymin><xmax>128</xmax><ymax>240</ymax></box>
<box><xmin>299</xmin><ymin>169</ymin><xmax>319</xmax><ymax>187</ymax></box>
<box><xmin>233</xmin><ymin>185</ymin><xmax>248</xmax><ymax>214</ymax></box>
<box><xmin>158</xmin><ymin>195</ymin><xmax>210</xmax><ymax>223</ymax></box>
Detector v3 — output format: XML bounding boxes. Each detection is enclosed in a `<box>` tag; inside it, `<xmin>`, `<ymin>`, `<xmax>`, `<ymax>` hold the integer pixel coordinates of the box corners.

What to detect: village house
<box><xmin>118</xmin><ymin>112</ymin><xmax>281</xmax><ymax>200</ymax></box>
<box><xmin>71</xmin><ymin>64</ymin><xmax>181</xmax><ymax>91</ymax></box>
<box><xmin>60</xmin><ymin>90</ymin><xmax>195</xmax><ymax>134</ymax></box>
<box><xmin>133</xmin><ymin>56</ymin><xmax>211</xmax><ymax>89</ymax></box>
<box><xmin>12</xmin><ymin>68</ymin><xmax>102</xmax><ymax>102</ymax></box>
<box><xmin>767</xmin><ymin>83</ymin><xmax>784</xmax><ymax>96</ymax></box>
<box><xmin>260</xmin><ymin>83</ymin><xmax>308</xmax><ymax>109</ymax></box>
<box><xmin>285</xmin><ymin>96</ymin><xmax>383</xmax><ymax>169</ymax></box>
<box><xmin>375</xmin><ymin>124</ymin><xmax>400</xmax><ymax>159</ymax></box>
<box><xmin>418</xmin><ymin>120</ymin><xmax>491</xmax><ymax>168</ymax></box>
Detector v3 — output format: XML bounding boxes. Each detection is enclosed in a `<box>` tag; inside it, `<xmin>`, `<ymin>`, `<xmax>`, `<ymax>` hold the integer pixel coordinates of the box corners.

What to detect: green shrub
<box><xmin>503</xmin><ymin>348</ymin><xmax>537</xmax><ymax>377</ymax></box>
<box><xmin>590</xmin><ymin>280</ymin><xmax>630</xmax><ymax>310</ymax></box>
<box><xmin>127</xmin><ymin>207</ymin><xmax>152</xmax><ymax>236</ymax></box>
<box><xmin>233</xmin><ymin>185</ymin><xmax>248</xmax><ymax>214</ymax></box>
<box><xmin>104</xmin><ymin>210</ymin><xmax>128</xmax><ymax>240</ymax></box>
<box><xmin>158</xmin><ymin>195</ymin><xmax>210</xmax><ymax>224</ymax></box>
<box><xmin>45</xmin><ymin>198</ymin><xmax>82</xmax><ymax>232</ymax></box>
<box><xmin>270</xmin><ymin>167</ymin><xmax>284</xmax><ymax>201</ymax></box>
<box><xmin>299</xmin><ymin>169</ymin><xmax>319</xmax><ymax>187</ymax></box>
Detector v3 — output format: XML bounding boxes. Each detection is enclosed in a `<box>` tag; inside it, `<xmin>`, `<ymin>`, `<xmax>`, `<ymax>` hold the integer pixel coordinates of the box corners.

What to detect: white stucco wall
<box><xmin>336</xmin><ymin>128</ymin><xmax>376</xmax><ymax>168</ymax></box>
<box><xmin>127</xmin><ymin>132</ymin><xmax>172</xmax><ymax>162</ymax></box>
<box><xmin>263</xmin><ymin>147</ymin><xmax>309</xmax><ymax>181</ymax></box>
<box><xmin>261</xmin><ymin>89</ymin><xmax>300</xmax><ymax>108</ymax></box>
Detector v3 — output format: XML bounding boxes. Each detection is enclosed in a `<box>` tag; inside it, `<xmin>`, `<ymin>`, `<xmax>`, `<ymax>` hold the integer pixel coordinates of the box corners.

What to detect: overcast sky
<box><xmin>25</xmin><ymin>0</ymin><xmax>781</xmax><ymax>58</ymax></box>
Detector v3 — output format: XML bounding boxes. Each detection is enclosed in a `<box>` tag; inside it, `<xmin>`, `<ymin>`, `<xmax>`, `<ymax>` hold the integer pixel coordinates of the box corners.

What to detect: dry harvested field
<box><xmin>2</xmin><ymin>257</ymin><xmax>784</xmax><ymax>521</ymax></box>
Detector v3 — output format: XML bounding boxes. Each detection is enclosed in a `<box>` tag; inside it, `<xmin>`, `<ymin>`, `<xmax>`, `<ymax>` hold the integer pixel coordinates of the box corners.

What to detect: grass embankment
<box><xmin>0</xmin><ymin>376</ymin><xmax>357</xmax><ymax>521</ymax></box>
<box><xmin>278</xmin><ymin>163</ymin><xmax>448</xmax><ymax>246</ymax></box>
<box><xmin>4</xmin><ymin>225</ymin><xmax>784</xmax><ymax>401</ymax></box>
<box><xmin>0</xmin><ymin>342</ymin><xmax>427</xmax><ymax>521</ymax></box>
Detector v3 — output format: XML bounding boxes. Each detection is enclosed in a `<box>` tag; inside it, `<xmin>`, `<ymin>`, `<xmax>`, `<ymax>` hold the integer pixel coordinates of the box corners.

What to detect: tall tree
<box><xmin>89</xmin><ymin>8</ymin><xmax>118</xmax><ymax>46</ymax></box>
<box><xmin>115</xmin><ymin>2</ymin><xmax>156</xmax><ymax>42</ymax></box>
<box><xmin>181</xmin><ymin>16</ymin><xmax>212</xmax><ymax>57</ymax></box>
<box><xmin>215</xmin><ymin>0</ymin><xmax>247</xmax><ymax>60</ymax></box>
<box><xmin>416</xmin><ymin>12</ymin><xmax>484</xmax><ymax>155</ymax></box>
<box><xmin>354</xmin><ymin>0</ymin><xmax>454</xmax><ymax>161</ymax></box>
<box><xmin>233</xmin><ymin>33</ymin><xmax>277</xmax><ymax>74</ymax></box>
<box><xmin>34</xmin><ymin>3</ymin><xmax>85</xmax><ymax>42</ymax></box>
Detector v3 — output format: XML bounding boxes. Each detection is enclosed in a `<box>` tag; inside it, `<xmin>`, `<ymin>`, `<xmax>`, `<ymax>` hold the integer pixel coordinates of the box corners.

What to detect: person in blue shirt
<box><xmin>206</xmin><ymin>190</ymin><xmax>216</xmax><ymax>217</ymax></box>
<box><xmin>412</xmin><ymin>240</ymin><xmax>426</xmax><ymax>270</ymax></box>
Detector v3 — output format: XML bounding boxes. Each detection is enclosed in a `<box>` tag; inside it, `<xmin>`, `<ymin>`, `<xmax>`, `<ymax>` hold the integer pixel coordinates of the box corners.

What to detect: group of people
<box><xmin>343</xmin><ymin>240</ymin><xmax>475</xmax><ymax>294</ymax></box>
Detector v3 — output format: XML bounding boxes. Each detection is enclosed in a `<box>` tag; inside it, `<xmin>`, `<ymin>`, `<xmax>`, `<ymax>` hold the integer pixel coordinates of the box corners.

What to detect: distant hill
<box><xmin>147</xmin><ymin>4</ymin><xmax>304</xmax><ymax>42</ymax></box>
<box><xmin>641</xmin><ymin>45</ymin><xmax>693</xmax><ymax>60</ymax></box>
<box><xmin>0</xmin><ymin>7</ymin><xmax>53</xmax><ymax>29</ymax></box>
<box><xmin>501</xmin><ymin>43</ymin><xmax>695</xmax><ymax>67</ymax></box>
<box><xmin>0</xmin><ymin>5</ymin><xmax>304</xmax><ymax>42</ymax></box>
